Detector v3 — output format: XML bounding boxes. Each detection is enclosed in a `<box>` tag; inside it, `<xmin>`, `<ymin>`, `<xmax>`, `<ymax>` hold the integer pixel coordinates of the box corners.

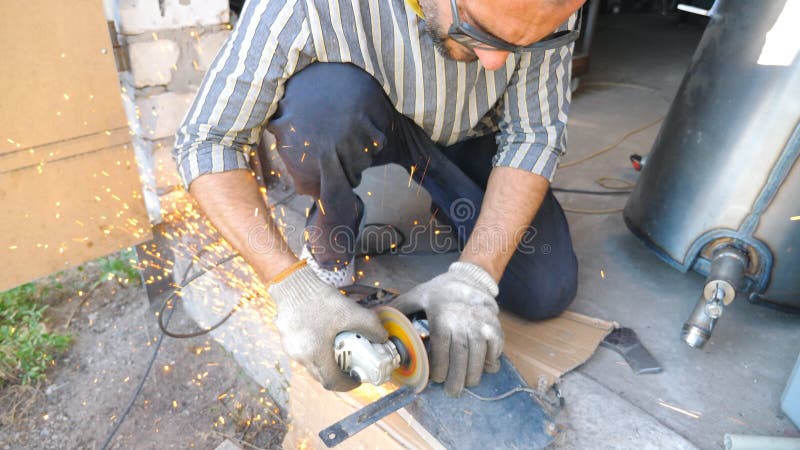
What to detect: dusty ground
<box><xmin>0</xmin><ymin>261</ymin><xmax>285</xmax><ymax>450</ymax></box>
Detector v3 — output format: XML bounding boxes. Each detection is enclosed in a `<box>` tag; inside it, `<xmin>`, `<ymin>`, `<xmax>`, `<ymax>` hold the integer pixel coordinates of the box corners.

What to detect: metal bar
<box><xmin>677</xmin><ymin>3</ymin><xmax>710</xmax><ymax>16</ymax></box>
<box><xmin>319</xmin><ymin>386</ymin><xmax>417</xmax><ymax>448</ymax></box>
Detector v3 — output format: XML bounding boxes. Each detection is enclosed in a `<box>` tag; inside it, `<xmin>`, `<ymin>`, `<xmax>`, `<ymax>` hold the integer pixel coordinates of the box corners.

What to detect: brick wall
<box><xmin>116</xmin><ymin>0</ymin><xmax>232</xmax><ymax>221</ymax></box>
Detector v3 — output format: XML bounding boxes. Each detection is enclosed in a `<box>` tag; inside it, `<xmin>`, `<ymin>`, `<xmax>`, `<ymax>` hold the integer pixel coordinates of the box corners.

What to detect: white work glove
<box><xmin>391</xmin><ymin>262</ymin><xmax>503</xmax><ymax>396</ymax></box>
<box><xmin>268</xmin><ymin>263</ymin><xmax>387</xmax><ymax>391</ymax></box>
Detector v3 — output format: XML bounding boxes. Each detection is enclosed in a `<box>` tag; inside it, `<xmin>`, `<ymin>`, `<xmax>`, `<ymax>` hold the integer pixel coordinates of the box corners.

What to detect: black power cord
<box><xmin>100</xmin><ymin>189</ymin><xmax>296</xmax><ymax>448</ymax></box>
<box><xmin>157</xmin><ymin>254</ymin><xmax>241</xmax><ymax>339</ymax></box>
<box><xmin>99</xmin><ymin>253</ymin><xmax>237</xmax><ymax>450</ymax></box>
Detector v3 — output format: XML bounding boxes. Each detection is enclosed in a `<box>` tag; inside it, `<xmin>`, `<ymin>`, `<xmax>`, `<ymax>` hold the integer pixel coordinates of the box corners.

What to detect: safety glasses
<box><xmin>447</xmin><ymin>0</ymin><xmax>582</xmax><ymax>53</ymax></box>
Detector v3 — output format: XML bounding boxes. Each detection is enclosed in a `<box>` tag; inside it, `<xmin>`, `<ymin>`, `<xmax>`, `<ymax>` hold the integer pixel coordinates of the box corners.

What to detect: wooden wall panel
<box><xmin>0</xmin><ymin>0</ymin><xmax>128</xmax><ymax>156</ymax></box>
<box><xmin>0</xmin><ymin>145</ymin><xmax>151</xmax><ymax>291</ymax></box>
<box><xmin>0</xmin><ymin>0</ymin><xmax>151</xmax><ymax>290</ymax></box>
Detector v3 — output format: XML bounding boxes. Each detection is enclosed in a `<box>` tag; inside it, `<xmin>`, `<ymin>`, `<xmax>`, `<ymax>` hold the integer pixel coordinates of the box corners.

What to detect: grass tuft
<box><xmin>0</xmin><ymin>283</ymin><xmax>72</xmax><ymax>386</ymax></box>
<box><xmin>0</xmin><ymin>248</ymin><xmax>139</xmax><ymax>387</ymax></box>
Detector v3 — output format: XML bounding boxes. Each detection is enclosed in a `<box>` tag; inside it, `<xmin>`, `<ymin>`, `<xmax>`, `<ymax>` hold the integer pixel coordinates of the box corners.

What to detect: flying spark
<box><xmin>657</xmin><ymin>401</ymin><xmax>701</xmax><ymax>419</ymax></box>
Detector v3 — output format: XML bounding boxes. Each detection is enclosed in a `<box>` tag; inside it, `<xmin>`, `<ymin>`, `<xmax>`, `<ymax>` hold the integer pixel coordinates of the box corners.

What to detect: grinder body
<box><xmin>334</xmin><ymin>306</ymin><xmax>430</xmax><ymax>393</ymax></box>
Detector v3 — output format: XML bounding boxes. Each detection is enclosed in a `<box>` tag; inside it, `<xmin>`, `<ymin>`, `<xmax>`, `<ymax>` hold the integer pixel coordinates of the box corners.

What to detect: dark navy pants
<box><xmin>266</xmin><ymin>63</ymin><xmax>577</xmax><ymax>320</ymax></box>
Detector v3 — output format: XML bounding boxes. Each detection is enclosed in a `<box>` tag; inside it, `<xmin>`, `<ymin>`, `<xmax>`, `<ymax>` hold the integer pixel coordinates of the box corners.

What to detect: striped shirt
<box><xmin>173</xmin><ymin>0</ymin><xmax>576</xmax><ymax>188</ymax></box>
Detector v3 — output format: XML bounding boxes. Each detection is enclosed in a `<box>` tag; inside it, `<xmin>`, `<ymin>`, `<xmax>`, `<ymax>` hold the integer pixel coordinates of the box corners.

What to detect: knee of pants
<box><xmin>267</xmin><ymin>64</ymin><xmax>392</xmax><ymax>195</ymax></box>
<box><xmin>497</xmin><ymin>254</ymin><xmax>578</xmax><ymax>321</ymax></box>
<box><xmin>268</xmin><ymin>63</ymin><xmax>392</xmax><ymax>158</ymax></box>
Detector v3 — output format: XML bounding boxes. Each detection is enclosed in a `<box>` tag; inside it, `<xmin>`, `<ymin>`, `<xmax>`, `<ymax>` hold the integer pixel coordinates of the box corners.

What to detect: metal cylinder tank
<box><xmin>623</xmin><ymin>0</ymin><xmax>800</xmax><ymax>312</ymax></box>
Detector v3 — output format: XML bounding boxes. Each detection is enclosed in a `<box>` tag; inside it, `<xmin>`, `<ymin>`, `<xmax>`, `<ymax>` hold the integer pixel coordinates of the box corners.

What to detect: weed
<box><xmin>0</xmin><ymin>283</ymin><xmax>72</xmax><ymax>386</ymax></box>
<box><xmin>99</xmin><ymin>248</ymin><xmax>141</xmax><ymax>286</ymax></box>
<box><xmin>0</xmin><ymin>248</ymin><xmax>140</xmax><ymax>386</ymax></box>
<box><xmin>84</xmin><ymin>247</ymin><xmax>141</xmax><ymax>294</ymax></box>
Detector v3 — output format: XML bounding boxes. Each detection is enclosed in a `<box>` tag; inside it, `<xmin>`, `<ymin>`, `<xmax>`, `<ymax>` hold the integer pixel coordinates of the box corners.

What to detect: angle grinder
<box><xmin>333</xmin><ymin>306</ymin><xmax>430</xmax><ymax>393</ymax></box>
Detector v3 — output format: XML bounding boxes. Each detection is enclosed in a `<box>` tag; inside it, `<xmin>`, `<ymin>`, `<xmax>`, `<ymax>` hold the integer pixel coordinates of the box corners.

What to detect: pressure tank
<box><xmin>623</xmin><ymin>0</ymin><xmax>800</xmax><ymax>346</ymax></box>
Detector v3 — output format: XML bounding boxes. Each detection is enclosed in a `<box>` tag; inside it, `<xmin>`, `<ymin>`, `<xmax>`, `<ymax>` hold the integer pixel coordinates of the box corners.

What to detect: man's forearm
<box><xmin>459</xmin><ymin>166</ymin><xmax>549</xmax><ymax>282</ymax></box>
<box><xmin>189</xmin><ymin>170</ymin><xmax>298</xmax><ymax>282</ymax></box>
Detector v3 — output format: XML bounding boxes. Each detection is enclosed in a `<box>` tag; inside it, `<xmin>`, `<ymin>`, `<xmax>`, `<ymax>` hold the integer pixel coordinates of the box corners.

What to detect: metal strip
<box><xmin>319</xmin><ymin>386</ymin><xmax>417</xmax><ymax>448</ymax></box>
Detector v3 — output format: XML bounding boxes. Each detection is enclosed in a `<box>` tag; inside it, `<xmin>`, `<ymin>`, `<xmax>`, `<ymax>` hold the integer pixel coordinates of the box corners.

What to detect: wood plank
<box><xmin>0</xmin><ymin>0</ymin><xmax>150</xmax><ymax>290</ymax></box>
<box><xmin>0</xmin><ymin>0</ymin><xmax>128</xmax><ymax>156</ymax></box>
<box><xmin>0</xmin><ymin>144</ymin><xmax>151</xmax><ymax>290</ymax></box>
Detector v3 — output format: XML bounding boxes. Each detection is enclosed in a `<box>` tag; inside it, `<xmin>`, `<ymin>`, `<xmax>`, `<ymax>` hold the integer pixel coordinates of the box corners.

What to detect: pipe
<box><xmin>724</xmin><ymin>434</ymin><xmax>800</xmax><ymax>450</ymax></box>
<box><xmin>682</xmin><ymin>247</ymin><xmax>748</xmax><ymax>348</ymax></box>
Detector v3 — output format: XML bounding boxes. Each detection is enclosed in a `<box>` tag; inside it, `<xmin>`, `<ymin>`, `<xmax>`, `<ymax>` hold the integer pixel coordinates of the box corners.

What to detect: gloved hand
<box><xmin>268</xmin><ymin>262</ymin><xmax>388</xmax><ymax>391</ymax></box>
<box><xmin>391</xmin><ymin>261</ymin><xmax>503</xmax><ymax>396</ymax></box>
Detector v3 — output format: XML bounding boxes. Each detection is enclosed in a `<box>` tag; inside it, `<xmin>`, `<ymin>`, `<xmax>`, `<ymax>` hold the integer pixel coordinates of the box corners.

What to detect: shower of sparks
<box><xmin>600</xmin><ymin>270</ymin><xmax>605</xmax><ymax>279</ymax></box>
<box><xmin>317</xmin><ymin>199</ymin><xmax>326</xmax><ymax>216</ymax></box>
<box><xmin>407</xmin><ymin>165</ymin><xmax>416</xmax><ymax>188</ymax></box>
<box><xmin>791</xmin><ymin>215</ymin><xmax>800</xmax><ymax>221</ymax></box>
<box><xmin>657</xmin><ymin>401</ymin><xmax>701</xmax><ymax>419</ymax></box>
<box><xmin>20</xmin><ymin>181</ymin><xmax>336</xmax><ymax>441</ymax></box>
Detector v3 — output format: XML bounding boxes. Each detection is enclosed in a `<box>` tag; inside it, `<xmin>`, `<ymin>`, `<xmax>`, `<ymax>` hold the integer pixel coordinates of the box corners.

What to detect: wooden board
<box><xmin>0</xmin><ymin>145</ymin><xmax>151</xmax><ymax>290</ymax></box>
<box><xmin>0</xmin><ymin>0</ymin><xmax>151</xmax><ymax>290</ymax></box>
<box><xmin>0</xmin><ymin>0</ymin><xmax>129</xmax><ymax>156</ymax></box>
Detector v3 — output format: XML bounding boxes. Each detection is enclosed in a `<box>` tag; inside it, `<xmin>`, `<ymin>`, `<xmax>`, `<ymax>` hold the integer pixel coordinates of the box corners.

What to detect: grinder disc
<box><xmin>375</xmin><ymin>306</ymin><xmax>429</xmax><ymax>393</ymax></box>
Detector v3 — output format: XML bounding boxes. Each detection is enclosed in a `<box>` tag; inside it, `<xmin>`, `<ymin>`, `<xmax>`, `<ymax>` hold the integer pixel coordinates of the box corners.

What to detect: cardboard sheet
<box><xmin>501</xmin><ymin>310</ymin><xmax>617</xmax><ymax>391</ymax></box>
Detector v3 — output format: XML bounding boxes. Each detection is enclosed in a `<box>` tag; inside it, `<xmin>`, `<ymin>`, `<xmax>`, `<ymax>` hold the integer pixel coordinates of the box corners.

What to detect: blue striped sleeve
<box><xmin>493</xmin><ymin>15</ymin><xmax>575</xmax><ymax>182</ymax></box>
<box><xmin>173</xmin><ymin>0</ymin><xmax>315</xmax><ymax>188</ymax></box>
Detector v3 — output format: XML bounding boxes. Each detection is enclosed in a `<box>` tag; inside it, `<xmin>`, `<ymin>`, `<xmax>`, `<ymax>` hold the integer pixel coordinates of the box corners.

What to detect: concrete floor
<box><xmin>348</xmin><ymin>13</ymin><xmax>800</xmax><ymax>450</ymax></box>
